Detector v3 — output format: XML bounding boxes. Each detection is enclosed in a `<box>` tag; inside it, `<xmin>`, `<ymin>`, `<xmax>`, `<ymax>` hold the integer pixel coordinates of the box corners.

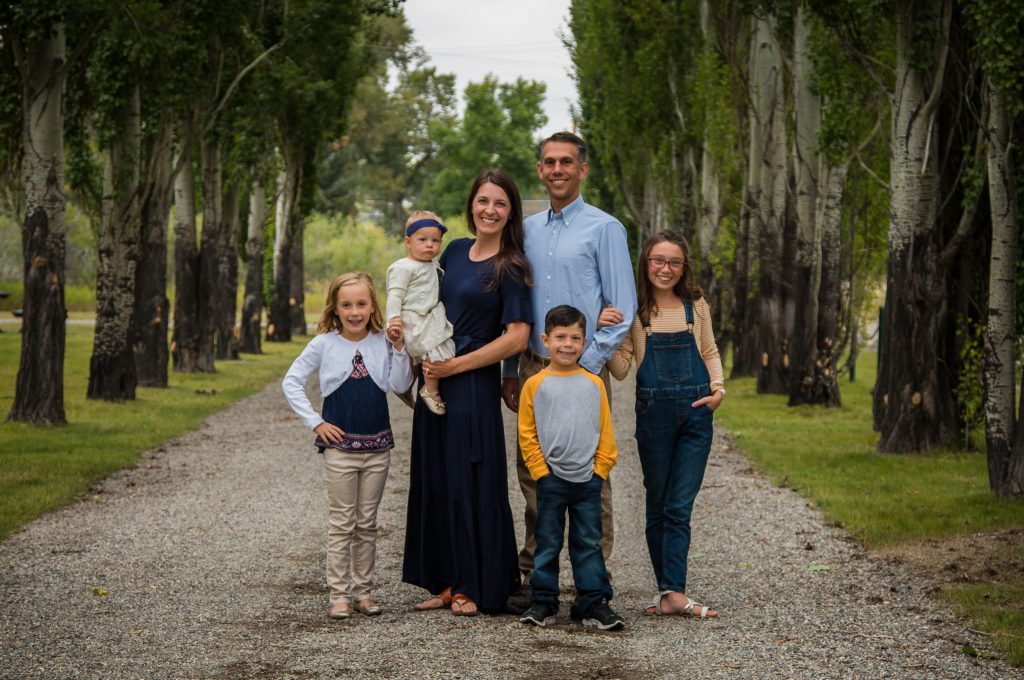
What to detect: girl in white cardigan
<box><xmin>283</xmin><ymin>272</ymin><xmax>413</xmax><ymax>620</ymax></box>
<box><xmin>385</xmin><ymin>210</ymin><xmax>456</xmax><ymax>415</ymax></box>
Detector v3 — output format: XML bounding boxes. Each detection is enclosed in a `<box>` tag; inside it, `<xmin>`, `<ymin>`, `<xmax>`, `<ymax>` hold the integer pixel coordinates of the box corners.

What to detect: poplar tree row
<box><xmin>569</xmin><ymin>0</ymin><xmax>1024</xmax><ymax>495</ymax></box>
<box><xmin>2</xmin><ymin>1</ymin><xmax>397</xmax><ymax>422</ymax></box>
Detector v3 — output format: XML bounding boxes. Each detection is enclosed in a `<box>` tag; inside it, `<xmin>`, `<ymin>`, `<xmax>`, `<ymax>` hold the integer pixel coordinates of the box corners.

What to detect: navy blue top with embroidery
<box><xmin>314</xmin><ymin>351</ymin><xmax>394</xmax><ymax>453</ymax></box>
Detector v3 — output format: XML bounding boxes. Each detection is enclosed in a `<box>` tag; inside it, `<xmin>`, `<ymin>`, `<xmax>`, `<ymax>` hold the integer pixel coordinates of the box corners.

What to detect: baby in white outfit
<box><xmin>385</xmin><ymin>211</ymin><xmax>456</xmax><ymax>415</ymax></box>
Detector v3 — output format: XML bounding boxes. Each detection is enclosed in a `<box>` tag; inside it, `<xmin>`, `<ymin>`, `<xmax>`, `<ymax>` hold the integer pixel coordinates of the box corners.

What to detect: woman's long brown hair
<box><xmin>636</xmin><ymin>230</ymin><xmax>703</xmax><ymax>327</ymax></box>
<box><xmin>464</xmin><ymin>169</ymin><xmax>534</xmax><ymax>291</ymax></box>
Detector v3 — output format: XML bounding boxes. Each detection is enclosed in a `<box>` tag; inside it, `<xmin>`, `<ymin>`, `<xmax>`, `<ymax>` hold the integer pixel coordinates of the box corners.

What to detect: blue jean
<box><xmin>635</xmin><ymin>395</ymin><xmax>713</xmax><ymax>593</ymax></box>
<box><xmin>531</xmin><ymin>473</ymin><xmax>612</xmax><ymax>614</ymax></box>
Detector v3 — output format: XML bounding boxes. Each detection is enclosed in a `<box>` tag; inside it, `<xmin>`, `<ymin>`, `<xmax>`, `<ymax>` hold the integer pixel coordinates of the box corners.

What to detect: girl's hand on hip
<box><xmin>422</xmin><ymin>356</ymin><xmax>462</xmax><ymax>379</ymax></box>
<box><xmin>692</xmin><ymin>391</ymin><xmax>724</xmax><ymax>412</ymax></box>
<box><xmin>315</xmin><ymin>422</ymin><xmax>345</xmax><ymax>443</ymax></box>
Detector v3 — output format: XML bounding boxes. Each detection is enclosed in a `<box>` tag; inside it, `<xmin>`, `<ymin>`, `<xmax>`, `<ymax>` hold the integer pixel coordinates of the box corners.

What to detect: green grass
<box><xmin>0</xmin><ymin>324</ymin><xmax>304</xmax><ymax>540</ymax></box>
<box><xmin>939</xmin><ymin>580</ymin><xmax>1024</xmax><ymax>665</ymax></box>
<box><xmin>716</xmin><ymin>351</ymin><xmax>1024</xmax><ymax>547</ymax></box>
<box><xmin>717</xmin><ymin>350</ymin><xmax>1024</xmax><ymax>666</ymax></box>
<box><xmin>0</xmin><ymin>280</ymin><xmax>97</xmax><ymax>313</ymax></box>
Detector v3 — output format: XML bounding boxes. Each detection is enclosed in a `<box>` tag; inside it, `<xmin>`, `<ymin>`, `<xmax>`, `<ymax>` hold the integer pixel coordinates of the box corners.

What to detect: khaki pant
<box><xmin>515</xmin><ymin>356</ymin><xmax>614</xmax><ymax>576</ymax></box>
<box><xmin>323</xmin><ymin>448</ymin><xmax>390</xmax><ymax>604</ymax></box>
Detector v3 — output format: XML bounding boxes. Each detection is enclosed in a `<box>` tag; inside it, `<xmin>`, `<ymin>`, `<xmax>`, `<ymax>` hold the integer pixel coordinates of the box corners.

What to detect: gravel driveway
<box><xmin>0</xmin><ymin>373</ymin><xmax>1012</xmax><ymax>679</ymax></box>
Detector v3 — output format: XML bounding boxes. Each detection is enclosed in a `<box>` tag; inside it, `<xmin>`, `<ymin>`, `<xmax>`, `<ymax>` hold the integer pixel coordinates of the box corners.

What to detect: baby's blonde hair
<box><xmin>405</xmin><ymin>209</ymin><xmax>443</xmax><ymax>230</ymax></box>
<box><xmin>316</xmin><ymin>272</ymin><xmax>384</xmax><ymax>335</ymax></box>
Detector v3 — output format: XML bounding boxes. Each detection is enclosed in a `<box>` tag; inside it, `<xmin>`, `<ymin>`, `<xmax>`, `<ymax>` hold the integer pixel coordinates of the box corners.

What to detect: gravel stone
<box><xmin>0</xmin><ymin>372</ymin><xmax>1014</xmax><ymax>679</ymax></box>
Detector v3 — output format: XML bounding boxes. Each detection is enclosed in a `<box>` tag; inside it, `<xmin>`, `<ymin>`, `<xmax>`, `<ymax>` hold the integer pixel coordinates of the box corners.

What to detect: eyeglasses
<box><xmin>647</xmin><ymin>256</ymin><xmax>685</xmax><ymax>271</ymax></box>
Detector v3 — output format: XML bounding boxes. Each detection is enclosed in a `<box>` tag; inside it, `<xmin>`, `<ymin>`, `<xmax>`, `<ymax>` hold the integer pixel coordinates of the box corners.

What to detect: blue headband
<box><xmin>406</xmin><ymin>218</ymin><xmax>447</xmax><ymax>236</ymax></box>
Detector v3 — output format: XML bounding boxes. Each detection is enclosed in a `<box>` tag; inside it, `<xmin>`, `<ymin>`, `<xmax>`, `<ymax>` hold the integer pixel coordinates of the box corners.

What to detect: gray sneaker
<box><xmin>520</xmin><ymin>602</ymin><xmax>557</xmax><ymax>627</ymax></box>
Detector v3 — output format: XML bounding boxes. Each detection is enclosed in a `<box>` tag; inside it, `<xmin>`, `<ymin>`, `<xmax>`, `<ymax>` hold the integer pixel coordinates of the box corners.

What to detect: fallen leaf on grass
<box><xmin>808</xmin><ymin>564</ymin><xmax>831</xmax><ymax>572</ymax></box>
<box><xmin>91</xmin><ymin>587</ymin><xmax>108</xmax><ymax>596</ymax></box>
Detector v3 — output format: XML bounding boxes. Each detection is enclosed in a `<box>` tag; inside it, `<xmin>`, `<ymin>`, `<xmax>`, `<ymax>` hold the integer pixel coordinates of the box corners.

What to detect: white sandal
<box><xmin>680</xmin><ymin>598</ymin><xmax>713</xmax><ymax>619</ymax></box>
<box><xmin>648</xmin><ymin>590</ymin><xmax>714</xmax><ymax>618</ymax></box>
<box><xmin>649</xmin><ymin>589</ymin><xmax>674</xmax><ymax>615</ymax></box>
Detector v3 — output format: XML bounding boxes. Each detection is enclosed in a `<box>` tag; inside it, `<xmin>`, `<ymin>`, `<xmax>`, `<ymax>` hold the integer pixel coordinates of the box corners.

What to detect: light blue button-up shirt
<box><xmin>519</xmin><ymin>194</ymin><xmax>637</xmax><ymax>374</ymax></box>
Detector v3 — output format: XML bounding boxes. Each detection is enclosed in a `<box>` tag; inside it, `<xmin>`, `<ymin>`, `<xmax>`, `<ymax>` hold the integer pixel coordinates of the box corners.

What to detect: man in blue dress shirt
<box><xmin>501</xmin><ymin>131</ymin><xmax>637</xmax><ymax>613</ymax></box>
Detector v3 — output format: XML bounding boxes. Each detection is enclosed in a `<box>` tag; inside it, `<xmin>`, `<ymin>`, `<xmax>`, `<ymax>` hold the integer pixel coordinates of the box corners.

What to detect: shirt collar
<box><xmin>545</xmin><ymin>194</ymin><xmax>585</xmax><ymax>227</ymax></box>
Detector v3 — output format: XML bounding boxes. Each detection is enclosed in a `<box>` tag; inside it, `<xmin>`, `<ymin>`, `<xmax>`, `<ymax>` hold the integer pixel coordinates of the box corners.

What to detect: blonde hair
<box><xmin>405</xmin><ymin>209</ymin><xmax>443</xmax><ymax>231</ymax></box>
<box><xmin>316</xmin><ymin>272</ymin><xmax>384</xmax><ymax>335</ymax></box>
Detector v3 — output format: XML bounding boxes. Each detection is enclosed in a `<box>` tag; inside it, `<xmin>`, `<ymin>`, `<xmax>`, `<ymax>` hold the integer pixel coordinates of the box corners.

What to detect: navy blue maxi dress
<box><xmin>402</xmin><ymin>238</ymin><xmax>532</xmax><ymax>612</ymax></box>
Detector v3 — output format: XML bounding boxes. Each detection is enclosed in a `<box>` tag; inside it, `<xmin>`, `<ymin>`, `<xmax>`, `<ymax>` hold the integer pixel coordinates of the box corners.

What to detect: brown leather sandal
<box><xmin>451</xmin><ymin>593</ymin><xmax>479</xmax><ymax>617</ymax></box>
<box><xmin>413</xmin><ymin>587</ymin><xmax>452</xmax><ymax>611</ymax></box>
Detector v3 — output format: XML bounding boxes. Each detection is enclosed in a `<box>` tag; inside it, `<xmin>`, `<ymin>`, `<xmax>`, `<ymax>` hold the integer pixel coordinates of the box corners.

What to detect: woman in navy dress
<box><xmin>402</xmin><ymin>169</ymin><xmax>533</xmax><ymax>615</ymax></box>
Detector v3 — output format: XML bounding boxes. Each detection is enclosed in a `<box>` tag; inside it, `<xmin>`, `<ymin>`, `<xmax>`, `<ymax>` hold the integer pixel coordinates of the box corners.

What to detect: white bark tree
<box><xmin>982</xmin><ymin>83</ymin><xmax>1022</xmax><ymax>496</ymax></box>
<box><xmin>239</xmin><ymin>179</ymin><xmax>266</xmax><ymax>354</ymax></box>
<box><xmin>752</xmin><ymin>13</ymin><xmax>789</xmax><ymax>394</ymax></box>
<box><xmin>88</xmin><ymin>86</ymin><xmax>141</xmax><ymax>400</ymax></box>
<box><xmin>172</xmin><ymin>142</ymin><xmax>202</xmax><ymax>372</ymax></box>
<box><xmin>8</xmin><ymin>21</ymin><xmax>67</xmax><ymax>423</ymax></box>
<box><xmin>873</xmin><ymin>0</ymin><xmax>960</xmax><ymax>452</ymax></box>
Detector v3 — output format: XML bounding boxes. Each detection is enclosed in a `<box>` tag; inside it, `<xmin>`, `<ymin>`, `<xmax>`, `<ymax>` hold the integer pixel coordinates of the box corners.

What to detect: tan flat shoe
<box><xmin>354</xmin><ymin>599</ymin><xmax>383</xmax><ymax>616</ymax></box>
<box><xmin>329</xmin><ymin>601</ymin><xmax>352</xmax><ymax>619</ymax></box>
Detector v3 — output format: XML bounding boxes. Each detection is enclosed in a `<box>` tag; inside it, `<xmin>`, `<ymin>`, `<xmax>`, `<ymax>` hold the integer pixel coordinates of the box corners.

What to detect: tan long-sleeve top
<box><xmin>607</xmin><ymin>297</ymin><xmax>725</xmax><ymax>394</ymax></box>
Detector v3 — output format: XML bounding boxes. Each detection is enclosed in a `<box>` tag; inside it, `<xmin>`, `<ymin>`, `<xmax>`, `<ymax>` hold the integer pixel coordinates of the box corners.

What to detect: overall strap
<box><xmin>684</xmin><ymin>301</ymin><xmax>695</xmax><ymax>331</ymax></box>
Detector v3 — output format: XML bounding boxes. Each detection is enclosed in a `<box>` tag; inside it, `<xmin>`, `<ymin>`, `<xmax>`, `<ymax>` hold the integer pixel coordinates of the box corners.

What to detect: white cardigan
<box><xmin>282</xmin><ymin>330</ymin><xmax>413</xmax><ymax>431</ymax></box>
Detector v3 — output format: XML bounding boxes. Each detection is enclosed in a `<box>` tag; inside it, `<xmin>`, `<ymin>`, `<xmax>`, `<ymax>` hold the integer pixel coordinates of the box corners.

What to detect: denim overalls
<box><xmin>634</xmin><ymin>301</ymin><xmax>714</xmax><ymax>594</ymax></box>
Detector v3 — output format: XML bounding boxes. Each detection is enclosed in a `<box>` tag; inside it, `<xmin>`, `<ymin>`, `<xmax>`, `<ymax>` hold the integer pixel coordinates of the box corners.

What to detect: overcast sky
<box><xmin>403</xmin><ymin>0</ymin><xmax>578</xmax><ymax>137</ymax></box>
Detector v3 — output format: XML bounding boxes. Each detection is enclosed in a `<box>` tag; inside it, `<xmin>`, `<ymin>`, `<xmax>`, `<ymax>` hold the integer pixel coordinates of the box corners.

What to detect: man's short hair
<box><xmin>544</xmin><ymin>304</ymin><xmax>587</xmax><ymax>335</ymax></box>
<box><xmin>538</xmin><ymin>132</ymin><xmax>587</xmax><ymax>164</ymax></box>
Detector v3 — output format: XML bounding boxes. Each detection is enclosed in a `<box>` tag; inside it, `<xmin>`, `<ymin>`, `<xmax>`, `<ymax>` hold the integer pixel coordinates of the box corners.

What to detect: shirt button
<box><xmin>547</xmin><ymin>275</ymin><xmax>551</xmax><ymax>280</ymax></box>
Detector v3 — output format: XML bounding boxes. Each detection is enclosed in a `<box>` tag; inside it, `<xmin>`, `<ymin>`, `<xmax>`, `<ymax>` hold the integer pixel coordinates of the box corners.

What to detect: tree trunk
<box><xmin>1011</xmin><ymin>370</ymin><xmax>1024</xmax><ymax>494</ymax></box>
<box><xmin>196</xmin><ymin>138</ymin><xmax>222</xmax><ymax>371</ymax></box>
<box><xmin>239</xmin><ymin>180</ymin><xmax>266</xmax><ymax>354</ymax></box>
<box><xmin>873</xmin><ymin>1</ymin><xmax>959</xmax><ymax>452</ymax></box>
<box><xmin>732</xmin><ymin>20</ymin><xmax>765</xmax><ymax>379</ymax></box>
<box><xmin>813</xmin><ymin>162</ymin><xmax>847</xmax><ymax>406</ymax></box>
<box><xmin>88</xmin><ymin>86</ymin><xmax>141</xmax><ymax>401</ymax></box>
<box><xmin>289</xmin><ymin>216</ymin><xmax>307</xmax><ymax>336</ymax></box>
<box><xmin>788</xmin><ymin>6</ymin><xmax>823</xmax><ymax>406</ymax></box>
<box><xmin>982</xmin><ymin>84</ymin><xmax>1021</xmax><ymax>496</ymax></box>
<box><xmin>696</xmin><ymin>0</ymin><xmax>722</xmax><ymax>302</ymax></box>
<box><xmin>268</xmin><ymin>152</ymin><xmax>302</xmax><ymax>342</ymax></box>
<box><xmin>8</xmin><ymin>24</ymin><xmax>67</xmax><ymax>424</ymax></box>
<box><xmin>132</xmin><ymin>121</ymin><xmax>173</xmax><ymax>387</ymax></box>
<box><xmin>753</xmin><ymin>14</ymin><xmax>788</xmax><ymax>394</ymax></box>
<box><xmin>173</xmin><ymin>140</ymin><xmax>202</xmax><ymax>373</ymax></box>
<box><xmin>215</xmin><ymin>182</ymin><xmax>241</xmax><ymax>359</ymax></box>
<box><xmin>731</xmin><ymin>184</ymin><xmax>758</xmax><ymax>378</ymax></box>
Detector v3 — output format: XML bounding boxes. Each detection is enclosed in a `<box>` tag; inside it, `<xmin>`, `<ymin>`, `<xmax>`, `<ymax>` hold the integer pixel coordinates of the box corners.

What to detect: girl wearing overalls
<box><xmin>606</xmin><ymin>230</ymin><xmax>725</xmax><ymax>618</ymax></box>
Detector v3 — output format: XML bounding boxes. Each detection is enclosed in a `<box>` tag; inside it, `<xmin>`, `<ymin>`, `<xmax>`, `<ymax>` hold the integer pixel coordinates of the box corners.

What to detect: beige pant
<box><xmin>322</xmin><ymin>448</ymin><xmax>390</xmax><ymax>604</ymax></box>
<box><xmin>515</xmin><ymin>356</ymin><xmax>614</xmax><ymax>576</ymax></box>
